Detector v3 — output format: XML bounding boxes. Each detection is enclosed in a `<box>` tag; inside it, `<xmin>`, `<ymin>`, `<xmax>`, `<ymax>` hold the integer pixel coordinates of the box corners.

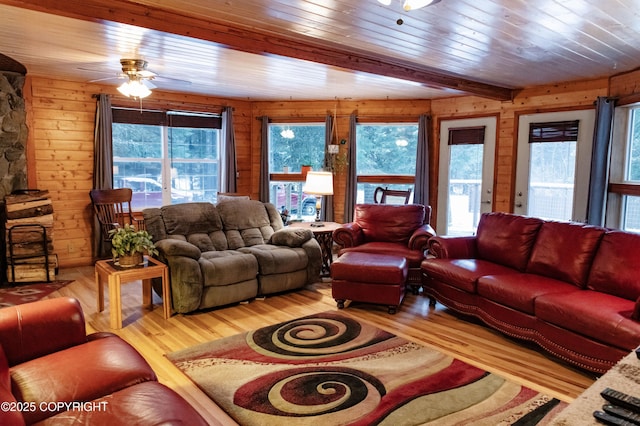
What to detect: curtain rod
<box><xmin>256</xmin><ymin>112</ymin><xmax>429</xmax><ymax>121</ymax></box>
<box><xmin>93</xmin><ymin>94</ymin><xmax>235</xmax><ymax>112</ymax></box>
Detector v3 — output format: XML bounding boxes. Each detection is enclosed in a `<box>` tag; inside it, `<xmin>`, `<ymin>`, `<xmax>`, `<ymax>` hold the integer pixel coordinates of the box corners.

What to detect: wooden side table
<box><xmin>95</xmin><ymin>256</ymin><xmax>170</xmax><ymax>329</ymax></box>
<box><xmin>289</xmin><ymin>221</ymin><xmax>340</xmax><ymax>276</ymax></box>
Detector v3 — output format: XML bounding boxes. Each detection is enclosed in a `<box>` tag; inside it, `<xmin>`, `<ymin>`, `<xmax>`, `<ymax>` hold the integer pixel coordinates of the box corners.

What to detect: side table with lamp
<box><xmin>290</xmin><ymin>171</ymin><xmax>338</xmax><ymax>276</ymax></box>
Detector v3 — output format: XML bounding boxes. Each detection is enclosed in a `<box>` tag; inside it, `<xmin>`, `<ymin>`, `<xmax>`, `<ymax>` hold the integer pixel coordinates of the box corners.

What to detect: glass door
<box><xmin>515</xmin><ymin>110</ymin><xmax>595</xmax><ymax>222</ymax></box>
<box><xmin>437</xmin><ymin>117</ymin><xmax>496</xmax><ymax>235</ymax></box>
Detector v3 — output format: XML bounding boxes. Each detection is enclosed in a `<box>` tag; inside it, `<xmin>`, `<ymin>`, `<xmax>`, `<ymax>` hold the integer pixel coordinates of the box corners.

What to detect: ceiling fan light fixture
<box><xmin>377</xmin><ymin>0</ymin><xmax>392</xmax><ymax>5</ymax></box>
<box><xmin>117</xmin><ymin>79</ymin><xmax>152</xmax><ymax>99</ymax></box>
<box><xmin>402</xmin><ymin>0</ymin><xmax>441</xmax><ymax>11</ymax></box>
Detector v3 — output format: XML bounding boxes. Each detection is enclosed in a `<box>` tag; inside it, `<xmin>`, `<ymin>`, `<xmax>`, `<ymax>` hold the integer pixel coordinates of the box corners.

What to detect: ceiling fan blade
<box><xmin>138</xmin><ymin>70</ymin><xmax>156</xmax><ymax>78</ymax></box>
<box><xmin>142</xmin><ymin>79</ymin><xmax>157</xmax><ymax>89</ymax></box>
<box><xmin>88</xmin><ymin>76</ymin><xmax>123</xmax><ymax>83</ymax></box>
<box><xmin>155</xmin><ymin>75</ymin><xmax>192</xmax><ymax>85</ymax></box>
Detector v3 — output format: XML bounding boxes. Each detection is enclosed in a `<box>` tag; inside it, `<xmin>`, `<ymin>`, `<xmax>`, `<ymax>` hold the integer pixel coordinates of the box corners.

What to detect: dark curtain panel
<box><xmin>322</xmin><ymin>114</ymin><xmax>334</xmax><ymax>222</ymax></box>
<box><xmin>414</xmin><ymin>114</ymin><xmax>431</xmax><ymax>206</ymax></box>
<box><xmin>93</xmin><ymin>94</ymin><xmax>113</xmax><ymax>189</ymax></box>
<box><xmin>587</xmin><ymin>97</ymin><xmax>616</xmax><ymax>226</ymax></box>
<box><xmin>343</xmin><ymin>113</ymin><xmax>358</xmax><ymax>223</ymax></box>
<box><xmin>259</xmin><ymin>116</ymin><xmax>270</xmax><ymax>202</ymax></box>
<box><xmin>221</xmin><ymin>106</ymin><xmax>238</xmax><ymax>193</ymax></box>
<box><xmin>92</xmin><ymin>94</ymin><xmax>113</xmax><ymax>258</ymax></box>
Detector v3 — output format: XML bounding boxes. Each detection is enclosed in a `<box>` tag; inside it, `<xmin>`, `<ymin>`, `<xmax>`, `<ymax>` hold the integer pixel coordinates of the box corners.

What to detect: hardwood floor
<box><xmin>51</xmin><ymin>266</ymin><xmax>596</xmax><ymax>425</ymax></box>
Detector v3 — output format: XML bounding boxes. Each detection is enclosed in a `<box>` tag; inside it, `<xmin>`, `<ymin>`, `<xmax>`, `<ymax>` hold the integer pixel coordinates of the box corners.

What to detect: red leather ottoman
<box><xmin>331</xmin><ymin>252</ymin><xmax>408</xmax><ymax>314</ymax></box>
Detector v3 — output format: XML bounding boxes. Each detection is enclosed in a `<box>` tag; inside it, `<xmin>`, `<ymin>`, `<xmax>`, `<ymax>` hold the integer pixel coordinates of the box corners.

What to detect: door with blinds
<box><xmin>514</xmin><ymin>110</ymin><xmax>595</xmax><ymax>222</ymax></box>
<box><xmin>438</xmin><ymin>117</ymin><xmax>497</xmax><ymax>235</ymax></box>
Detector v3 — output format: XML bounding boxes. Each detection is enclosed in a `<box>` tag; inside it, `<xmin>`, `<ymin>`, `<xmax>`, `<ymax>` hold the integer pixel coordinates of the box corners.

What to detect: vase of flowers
<box><xmin>109</xmin><ymin>224</ymin><xmax>158</xmax><ymax>267</ymax></box>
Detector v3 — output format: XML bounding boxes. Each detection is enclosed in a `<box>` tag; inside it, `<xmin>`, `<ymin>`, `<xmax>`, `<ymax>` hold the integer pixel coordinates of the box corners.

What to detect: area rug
<box><xmin>0</xmin><ymin>281</ymin><xmax>72</xmax><ymax>308</ymax></box>
<box><xmin>167</xmin><ymin>311</ymin><xmax>566</xmax><ymax>425</ymax></box>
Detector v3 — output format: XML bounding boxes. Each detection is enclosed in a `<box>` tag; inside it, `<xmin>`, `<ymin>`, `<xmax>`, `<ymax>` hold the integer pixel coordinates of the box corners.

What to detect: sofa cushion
<box><xmin>217</xmin><ymin>200</ymin><xmax>278</xmax><ymax>248</ymax></box>
<box><xmin>339</xmin><ymin>242</ymin><xmax>425</xmax><ymax>267</ymax></box>
<box><xmin>477</xmin><ymin>273</ymin><xmax>578</xmax><ymax>315</ymax></box>
<box><xmin>10</xmin><ymin>336</ymin><xmax>156</xmax><ymax>424</ymax></box>
<box><xmin>526</xmin><ymin>221</ymin><xmax>604</xmax><ymax>288</ymax></box>
<box><xmin>421</xmin><ymin>258</ymin><xmax>517</xmax><ymax>293</ymax></box>
<box><xmin>161</xmin><ymin>202</ymin><xmax>223</xmax><ymax>236</ymax></box>
<box><xmin>535</xmin><ymin>290</ymin><xmax>640</xmax><ymax>350</ymax></box>
<box><xmin>239</xmin><ymin>245</ymin><xmax>308</xmax><ymax>275</ymax></box>
<box><xmin>476</xmin><ymin>213</ymin><xmax>543</xmax><ymax>271</ymax></box>
<box><xmin>588</xmin><ymin>231</ymin><xmax>640</xmax><ymax>301</ymax></box>
<box><xmin>187</xmin><ymin>233</ymin><xmax>215</xmax><ymax>252</ymax></box>
<box><xmin>354</xmin><ymin>204</ymin><xmax>425</xmax><ymax>245</ymax></box>
<box><xmin>200</xmin><ymin>251</ymin><xmax>258</xmax><ymax>287</ymax></box>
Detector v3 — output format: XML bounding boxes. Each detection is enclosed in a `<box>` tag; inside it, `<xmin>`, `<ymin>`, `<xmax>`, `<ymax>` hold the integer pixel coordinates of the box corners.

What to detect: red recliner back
<box><xmin>354</xmin><ymin>204</ymin><xmax>427</xmax><ymax>245</ymax></box>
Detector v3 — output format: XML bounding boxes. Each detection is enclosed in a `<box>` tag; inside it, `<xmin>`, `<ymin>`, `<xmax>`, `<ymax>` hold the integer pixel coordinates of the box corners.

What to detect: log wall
<box><xmin>25</xmin><ymin>75</ymin><xmax>622</xmax><ymax>267</ymax></box>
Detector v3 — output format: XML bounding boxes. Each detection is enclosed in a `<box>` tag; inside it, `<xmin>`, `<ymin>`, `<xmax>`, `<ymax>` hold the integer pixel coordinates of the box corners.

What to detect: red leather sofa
<box><xmin>421</xmin><ymin>212</ymin><xmax>640</xmax><ymax>373</ymax></box>
<box><xmin>333</xmin><ymin>203</ymin><xmax>436</xmax><ymax>293</ymax></box>
<box><xmin>0</xmin><ymin>297</ymin><xmax>207</xmax><ymax>426</ymax></box>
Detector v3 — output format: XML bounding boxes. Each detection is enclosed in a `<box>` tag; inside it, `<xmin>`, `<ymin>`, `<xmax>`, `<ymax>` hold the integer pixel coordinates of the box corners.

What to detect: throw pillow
<box><xmin>269</xmin><ymin>228</ymin><xmax>313</xmax><ymax>247</ymax></box>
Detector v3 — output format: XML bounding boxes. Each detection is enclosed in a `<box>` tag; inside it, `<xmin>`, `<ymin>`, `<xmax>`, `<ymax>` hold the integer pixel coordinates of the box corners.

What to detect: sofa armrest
<box><xmin>301</xmin><ymin>238</ymin><xmax>322</xmax><ymax>283</ymax></box>
<box><xmin>408</xmin><ymin>224</ymin><xmax>436</xmax><ymax>252</ymax></box>
<box><xmin>0</xmin><ymin>297</ymin><xmax>87</xmax><ymax>366</ymax></box>
<box><xmin>333</xmin><ymin>223</ymin><xmax>364</xmax><ymax>248</ymax></box>
<box><xmin>428</xmin><ymin>235</ymin><xmax>478</xmax><ymax>259</ymax></box>
<box><xmin>155</xmin><ymin>239</ymin><xmax>201</xmax><ymax>260</ymax></box>
<box><xmin>153</xmin><ymin>241</ymin><xmax>204</xmax><ymax>314</ymax></box>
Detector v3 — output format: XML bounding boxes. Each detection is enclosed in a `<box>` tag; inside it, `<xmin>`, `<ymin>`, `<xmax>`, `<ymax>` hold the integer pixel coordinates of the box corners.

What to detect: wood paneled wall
<box><xmin>25</xmin><ymin>76</ymin><xmax>251</xmax><ymax>268</ymax></box>
<box><xmin>252</xmin><ymin>79</ymin><xmax>608</xmax><ymax>225</ymax></box>
<box><xmin>25</xmin><ymin>75</ymin><xmax>620</xmax><ymax>268</ymax></box>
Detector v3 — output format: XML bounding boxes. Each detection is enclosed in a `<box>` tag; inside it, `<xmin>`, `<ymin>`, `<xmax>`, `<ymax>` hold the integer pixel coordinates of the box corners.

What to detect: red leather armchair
<box><xmin>333</xmin><ymin>204</ymin><xmax>435</xmax><ymax>293</ymax></box>
<box><xmin>0</xmin><ymin>297</ymin><xmax>207</xmax><ymax>426</ymax></box>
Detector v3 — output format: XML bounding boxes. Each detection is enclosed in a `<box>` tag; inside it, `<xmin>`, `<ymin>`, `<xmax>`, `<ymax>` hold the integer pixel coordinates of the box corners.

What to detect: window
<box><xmin>515</xmin><ymin>111</ymin><xmax>594</xmax><ymax>223</ymax></box>
<box><xmin>526</xmin><ymin>120</ymin><xmax>579</xmax><ymax>221</ymax></box>
<box><xmin>112</xmin><ymin>109</ymin><xmax>220</xmax><ymax>211</ymax></box>
<box><xmin>268</xmin><ymin>123</ymin><xmax>326</xmax><ymax>219</ymax></box>
<box><xmin>356</xmin><ymin>123</ymin><xmax>418</xmax><ymax>203</ymax></box>
<box><xmin>609</xmin><ymin>105</ymin><xmax>640</xmax><ymax>232</ymax></box>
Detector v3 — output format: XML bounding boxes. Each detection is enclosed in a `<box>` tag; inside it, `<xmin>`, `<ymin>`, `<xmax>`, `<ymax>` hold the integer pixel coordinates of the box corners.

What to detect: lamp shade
<box><xmin>303</xmin><ymin>171</ymin><xmax>334</xmax><ymax>195</ymax></box>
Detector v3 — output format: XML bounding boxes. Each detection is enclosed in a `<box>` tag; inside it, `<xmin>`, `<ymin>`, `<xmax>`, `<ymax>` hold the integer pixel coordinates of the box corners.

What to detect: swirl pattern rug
<box><xmin>167</xmin><ymin>311</ymin><xmax>565</xmax><ymax>425</ymax></box>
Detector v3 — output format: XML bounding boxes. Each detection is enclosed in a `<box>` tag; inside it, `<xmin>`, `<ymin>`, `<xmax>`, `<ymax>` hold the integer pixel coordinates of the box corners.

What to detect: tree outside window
<box><xmin>268</xmin><ymin>123</ymin><xmax>325</xmax><ymax>220</ymax></box>
<box><xmin>356</xmin><ymin>123</ymin><xmax>418</xmax><ymax>203</ymax></box>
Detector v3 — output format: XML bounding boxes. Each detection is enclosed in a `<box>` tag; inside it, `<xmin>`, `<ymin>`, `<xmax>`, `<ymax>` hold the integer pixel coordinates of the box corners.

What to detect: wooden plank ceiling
<box><xmin>0</xmin><ymin>0</ymin><xmax>639</xmax><ymax>101</ymax></box>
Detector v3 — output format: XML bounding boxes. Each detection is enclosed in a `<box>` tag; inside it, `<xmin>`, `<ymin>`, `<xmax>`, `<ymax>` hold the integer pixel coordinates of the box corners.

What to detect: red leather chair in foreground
<box><xmin>0</xmin><ymin>297</ymin><xmax>207</xmax><ymax>426</ymax></box>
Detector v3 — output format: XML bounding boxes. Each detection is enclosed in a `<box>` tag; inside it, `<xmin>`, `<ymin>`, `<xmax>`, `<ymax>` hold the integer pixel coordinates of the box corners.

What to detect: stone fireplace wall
<box><xmin>0</xmin><ymin>72</ymin><xmax>27</xmax><ymax>200</ymax></box>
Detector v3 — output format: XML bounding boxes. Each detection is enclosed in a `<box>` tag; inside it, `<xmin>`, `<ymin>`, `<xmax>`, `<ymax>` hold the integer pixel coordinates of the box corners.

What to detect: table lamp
<box><xmin>302</xmin><ymin>171</ymin><xmax>334</xmax><ymax>226</ymax></box>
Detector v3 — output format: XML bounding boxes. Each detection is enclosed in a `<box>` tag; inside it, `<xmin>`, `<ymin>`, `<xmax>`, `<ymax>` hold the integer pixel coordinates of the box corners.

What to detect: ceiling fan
<box><xmin>86</xmin><ymin>58</ymin><xmax>190</xmax><ymax>98</ymax></box>
<box><xmin>114</xmin><ymin>58</ymin><xmax>155</xmax><ymax>98</ymax></box>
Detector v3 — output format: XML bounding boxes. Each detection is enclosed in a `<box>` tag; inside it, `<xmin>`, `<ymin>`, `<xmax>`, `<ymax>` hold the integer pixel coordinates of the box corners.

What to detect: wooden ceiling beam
<box><xmin>3</xmin><ymin>0</ymin><xmax>516</xmax><ymax>101</ymax></box>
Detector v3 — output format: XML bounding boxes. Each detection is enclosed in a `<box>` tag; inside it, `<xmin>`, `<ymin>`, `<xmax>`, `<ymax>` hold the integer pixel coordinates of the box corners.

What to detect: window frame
<box><xmin>355</xmin><ymin>120</ymin><xmax>419</xmax><ymax>204</ymax></box>
<box><xmin>267</xmin><ymin>121</ymin><xmax>327</xmax><ymax>220</ymax></box>
<box><xmin>111</xmin><ymin>107</ymin><xmax>222</xmax><ymax>211</ymax></box>
<box><xmin>607</xmin><ymin>104</ymin><xmax>640</xmax><ymax>231</ymax></box>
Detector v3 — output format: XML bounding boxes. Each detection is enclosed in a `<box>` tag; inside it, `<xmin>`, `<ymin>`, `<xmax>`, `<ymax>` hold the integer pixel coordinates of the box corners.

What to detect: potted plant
<box><xmin>109</xmin><ymin>224</ymin><xmax>158</xmax><ymax>267</ymax></box>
